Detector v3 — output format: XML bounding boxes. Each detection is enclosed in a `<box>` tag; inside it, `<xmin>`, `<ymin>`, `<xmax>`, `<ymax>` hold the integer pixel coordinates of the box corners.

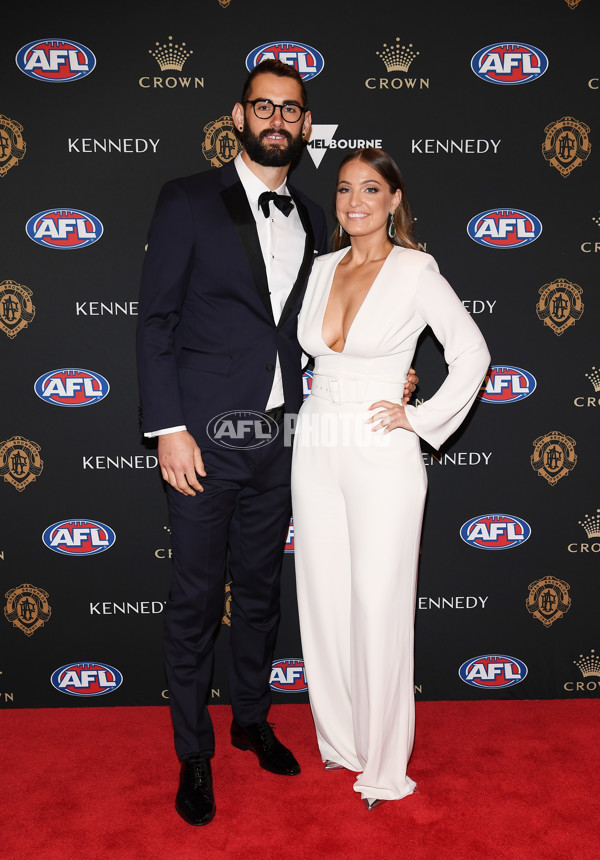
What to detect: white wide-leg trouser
<box><xmin>291</xmin><ymin>373</ymin><xmax>426</xmax><ymax>801</ymax></box>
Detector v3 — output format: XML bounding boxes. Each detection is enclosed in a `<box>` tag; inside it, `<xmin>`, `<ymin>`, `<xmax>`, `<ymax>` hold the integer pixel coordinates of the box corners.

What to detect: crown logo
<box><xmin>579</xmin><ymin>509</ymin><xmax>600</xmax><ymax>539</ymax></box>
<box><xmin>573</xmin><ymin>649</ymin><xmax>600</xmax><ymax>678</ymax></box>
<box><xmin>149</xmin><ymin>36</ymin><xmax>193</xmax><ymax>72</ymax></box>
<box><xmin>376</xmin><ymin>37</ymin><xmax>419</xmax><ymax>73</ymax></box>
<box><xmin>585</xmin><ymin>365</ymin><xmax>600</xmax><ymax>392</ymax></box>
<box><xmin>592</xmin><ymin>212</ymin><xmax>600</xmax><ymax>229</ymax></box>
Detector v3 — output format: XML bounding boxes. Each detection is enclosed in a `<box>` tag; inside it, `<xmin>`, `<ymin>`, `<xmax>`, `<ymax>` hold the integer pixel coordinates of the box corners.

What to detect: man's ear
<box><xmin>231</xmin><ymin>102</ymin><xmax>244</xmax><ymax>132</ymax></box>
<box><xmin>302</xmin><ymin>109</ymin><xmax>312</xmax><ymax>140</ymax></box>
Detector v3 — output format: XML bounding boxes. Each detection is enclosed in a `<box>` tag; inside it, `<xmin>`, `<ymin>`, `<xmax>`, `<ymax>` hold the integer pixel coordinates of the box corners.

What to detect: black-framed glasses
<box><xmin>245</xmin><ymin>99</ymin><xmax>306</xmax><ymax>123</ymax></box>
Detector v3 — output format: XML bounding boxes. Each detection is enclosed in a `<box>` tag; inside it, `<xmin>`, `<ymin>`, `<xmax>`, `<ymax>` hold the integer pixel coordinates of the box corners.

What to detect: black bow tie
<box><xmin>258</xmin><ymin>191</ymin><xmax>295</xmax><ymax>218</ymax></box>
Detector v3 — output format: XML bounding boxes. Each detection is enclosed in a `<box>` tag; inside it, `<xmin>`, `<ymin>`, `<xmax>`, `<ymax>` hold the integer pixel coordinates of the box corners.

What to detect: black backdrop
<box><xmin>2</xmin><ymin>0</ymin><xmax>599</xmax><ymax>709</ymax></box>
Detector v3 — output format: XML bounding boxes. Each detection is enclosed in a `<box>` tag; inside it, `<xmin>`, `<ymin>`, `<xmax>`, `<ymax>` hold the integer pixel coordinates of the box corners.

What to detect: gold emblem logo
<box><xmin>573</xmin><ymin>649</ymin><xmax>600</xmax><ymax>678</ymax></box>
<box><xmin>221</xmin><ymin>581</ymin><xmax>232</xmax><ymax>626</ymax></box>
<box><xmin>0</xmin><ymin>280</ymin><xmax>36</xmax><ymax>339</ymax></box>
<box><xmin>531</xmin><ymin>431</ymin><xmax>577</xmax><ymax>485</ymax></box>
<box><xmin>542</xmin><ymin>117</ymin><xmax>591</xmax><ymax>177</ymax></box>
<box><xmin>564</xmin><ymin>0</ymin><xmax>582</xmax><ymax>8</ymax></box>
<box><xmin>0</xmin><ymin>436</ymin><xmax>44</xmax><ymax>491</ymax></box>
<box><xmin>536</xmin><ymin>277</ymin><xmax>584</xmax><ymax>335</ymax></box>
<box><xmin>0</xmin><ymin>114</ymin><xmax>26</xmax><ymax>177</ymax></box>
<box><xmin>202</xmin><ymin>116</ymin><xmax>240</xmax><ymax>167</ymax></box>
<box><xmin>4</xmin><ymin>584</ymin><xmax>51</xmax><ymax>636</ymax></box>
<box><xmin>217</xmin><ymin>0</ymin><xmax>232</xmax><ymax>6</ymax></box>
<box><xmin>149</xmin><ymin>36</ymin><xmax>193</xmax><ymax>71</ymax></box>
<box><xmin>526</xmin><ymin>576</ymin><xmax>571</xmax><ymax>627</ymax></box>
<box><xmin>376</xmin><ymin>37</ymin><xmax>420</xmax><ymax>72</ymax></box>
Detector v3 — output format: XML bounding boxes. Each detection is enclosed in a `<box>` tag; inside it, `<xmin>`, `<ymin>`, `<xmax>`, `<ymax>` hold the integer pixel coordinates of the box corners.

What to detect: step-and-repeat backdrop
<box><xmin>2</xmin><ymin>0</ymin><xmax>599</xmax><ymax>709</ymax></box>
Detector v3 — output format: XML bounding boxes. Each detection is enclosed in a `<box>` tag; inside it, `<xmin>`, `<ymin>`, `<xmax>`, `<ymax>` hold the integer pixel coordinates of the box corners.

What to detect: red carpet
<box><xmin>2</xmin><ymin>701</ymin><xmax>598</xmax><ymax>859</ymax></box>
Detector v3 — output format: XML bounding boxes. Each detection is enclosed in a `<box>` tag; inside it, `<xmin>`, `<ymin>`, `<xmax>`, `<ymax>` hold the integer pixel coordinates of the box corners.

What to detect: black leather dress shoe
<box><xmin>230</xmin><ymin>720</ymin><xmax>301</xmax><ymax>775</ymax></box>
<box><xmin>175</xmin><ymin>755</ymin><xmax>216</xmax><ymax>826</ymax></box>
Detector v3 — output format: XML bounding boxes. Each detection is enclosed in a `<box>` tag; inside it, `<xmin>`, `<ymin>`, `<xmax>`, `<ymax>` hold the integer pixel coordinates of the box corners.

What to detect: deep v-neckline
<box><xmin>321</xmin><ymin>246</ymin><xmax>393</xmax><ymax>355</ymax></box>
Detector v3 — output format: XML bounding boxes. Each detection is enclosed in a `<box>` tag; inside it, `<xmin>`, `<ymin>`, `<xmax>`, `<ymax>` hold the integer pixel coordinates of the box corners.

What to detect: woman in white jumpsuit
<box><xmin>291</xmin><ymin>148</ymin><xmax>490</xmax><ymax>809</ymax></box>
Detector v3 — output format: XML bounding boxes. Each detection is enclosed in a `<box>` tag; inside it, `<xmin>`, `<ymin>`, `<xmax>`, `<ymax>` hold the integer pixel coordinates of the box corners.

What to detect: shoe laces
<box><xmin>255</xmin><ymin>721</ymin><xmax>276</xmax><ymax>749</ymax></box>
<box><xmin>186</xmin><ymin>756</ymin><xmax>210</xmax><ymax>788</ymax></box>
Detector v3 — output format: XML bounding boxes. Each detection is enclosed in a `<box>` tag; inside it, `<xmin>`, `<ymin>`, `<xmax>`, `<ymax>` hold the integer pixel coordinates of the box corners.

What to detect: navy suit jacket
<box><xmin>136</xmin><ymin>160</ymin><xmax>328</xmax><ymax>446</ymax></box>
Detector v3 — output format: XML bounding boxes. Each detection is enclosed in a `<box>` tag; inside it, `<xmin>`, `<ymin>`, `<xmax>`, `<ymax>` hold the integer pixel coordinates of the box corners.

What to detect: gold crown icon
<box><xmin>578</xmin><ymin>509</ymin><xmax>600</xmax><ymax>539</ymax></box>
<box><xmin>585</xmin><ymin>366</ymin><xmax>600</xmax><ymax>392</ymax></box>
<box><xmin>573</xmin><ymin>649</ymin><xmax>600</xmax><ymax>678</ymax></box>
<box><xmin>376</xmin><ymin>37</ymin><xmax>419</xmax><ymax>73</ymax></box>
<box><xmin>149</xmin><ymin>36</ymin><xmax>193</xmax><ymax>71</ymax></box>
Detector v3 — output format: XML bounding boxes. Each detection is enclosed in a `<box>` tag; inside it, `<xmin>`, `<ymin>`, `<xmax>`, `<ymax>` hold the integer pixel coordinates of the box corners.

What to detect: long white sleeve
<box><xmin>403</xmin><ymin>260</ymin><xmax>490</xmax><ymax>451</ymax></box>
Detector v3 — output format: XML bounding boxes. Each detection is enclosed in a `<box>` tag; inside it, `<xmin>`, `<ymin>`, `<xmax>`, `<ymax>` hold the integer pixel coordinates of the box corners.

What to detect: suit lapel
<box><xmin>220</xmin><ymin>166</ymin><xmax>316</xmax><ymax>330</ymax></box>
<box><xmin>220</xmin><ymin>179</ymin><xmax>274</xmax><ymax>322</ymax></box>
<box><xmin>278</xmin><ymin>191</ymin><xmax>316</xmax><ymax>330</ymax></box>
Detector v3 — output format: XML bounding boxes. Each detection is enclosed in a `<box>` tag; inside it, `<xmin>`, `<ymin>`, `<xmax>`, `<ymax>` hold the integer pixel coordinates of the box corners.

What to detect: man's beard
<box><xmin>241</xmin><ymin>125</ymin><xmax>305</xmax><ymax>167</ymax></box>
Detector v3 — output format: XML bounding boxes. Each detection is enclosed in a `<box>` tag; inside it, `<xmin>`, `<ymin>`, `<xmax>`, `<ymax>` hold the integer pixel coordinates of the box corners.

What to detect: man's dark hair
<box><xmin>240</xmin><ymin>59</ymin><xmax>308</xmax><ymax>107</ymax></box>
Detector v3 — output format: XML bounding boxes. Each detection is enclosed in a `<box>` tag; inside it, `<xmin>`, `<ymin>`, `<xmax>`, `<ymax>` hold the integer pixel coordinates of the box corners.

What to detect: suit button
<box><xmin>266</xmin><ymin>363</ymin><xmax>274</xmax><ymax>371</ymax></box>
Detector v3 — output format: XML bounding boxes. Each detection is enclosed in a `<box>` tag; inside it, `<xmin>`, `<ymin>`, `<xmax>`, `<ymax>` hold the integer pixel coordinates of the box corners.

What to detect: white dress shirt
<box><xmin>146</xmin><ymin>152</ymin><xmax>306</xmax><ymax>437</ymax></box>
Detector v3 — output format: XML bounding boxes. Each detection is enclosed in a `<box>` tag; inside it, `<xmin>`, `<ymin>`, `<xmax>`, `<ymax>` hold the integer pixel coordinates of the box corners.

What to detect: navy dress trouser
<box><xmin>163</xmin><ymin>428</ymin><xmax>292</xmax><ymax>760</ymax></box>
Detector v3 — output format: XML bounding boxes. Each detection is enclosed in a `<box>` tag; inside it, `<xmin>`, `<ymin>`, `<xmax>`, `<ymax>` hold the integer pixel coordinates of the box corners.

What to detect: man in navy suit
<box><xmin>137</xmin><ymin>60</ymin><xmax>328</xmax><ymax>826</ymax></box>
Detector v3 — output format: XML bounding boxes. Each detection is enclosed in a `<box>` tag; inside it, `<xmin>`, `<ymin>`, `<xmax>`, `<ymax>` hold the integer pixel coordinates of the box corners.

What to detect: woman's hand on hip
<box><xmin>367</xmin><ymin>400</ymin><xmax>415</xmax><ymax>434</ymax></box>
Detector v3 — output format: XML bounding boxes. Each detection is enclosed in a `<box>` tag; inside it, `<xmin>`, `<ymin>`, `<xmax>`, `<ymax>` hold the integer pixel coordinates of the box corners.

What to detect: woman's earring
<box><xmin>338</xmin><ymin>223</ymin><xmax>343</xmax><ymax>238</ymax></box>
<box><xmin>388</xmin><ymin>211</ymin><xmax>396</xmax><ymax>239</ymax></box>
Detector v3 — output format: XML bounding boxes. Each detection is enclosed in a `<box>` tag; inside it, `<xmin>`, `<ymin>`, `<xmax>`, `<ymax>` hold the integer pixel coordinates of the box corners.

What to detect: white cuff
<box><xmin>144</xmin><ymin>425</ymin><xmax>187</xmax><ymax>438</ymax></box>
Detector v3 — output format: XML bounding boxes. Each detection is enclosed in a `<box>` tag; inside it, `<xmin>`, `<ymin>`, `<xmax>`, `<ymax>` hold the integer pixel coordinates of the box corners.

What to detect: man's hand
<box><xmin>403</xmin><ymin>366</ymin><xmax>419</xmax><ymax>405</ymax></box>
<box><xmin>158</xmin><ymin>430</ymin><xmax>206</xmax><ymax>495</ymax></box>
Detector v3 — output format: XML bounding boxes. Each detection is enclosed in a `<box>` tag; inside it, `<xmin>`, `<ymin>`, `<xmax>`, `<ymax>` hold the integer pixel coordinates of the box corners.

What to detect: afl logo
<box><xmin>16</xmin><ymin>39</ymin><xmax>96</xmax><ymax>82</ymax></box>
<box><xmin>459</xmin><ymin>655</ymin><xmax>528</xmax><ymax>688</ymax></box>
<box><xmin>284</xmin><ymin>517</ymin><xmax>295</xmax><ymax>553</ymax></box>
<box><xmin>51</xmin><ymin>662</ymin><xmax>123</xmax><ymax>697</ymax></box>
<box><xmin>302</xmin><ymin>369</ymin><xmax>313</xmax><ymax>400</ymax></box>
<box><xmin>269</xmin><ymin>658</ymin><xmax>308</xmax><ymax>692</ymax></box>
<box><xmin>471</xmin><ymin>43</ymin><xmax>548</xmax><ymax>85</ymax></box>
<box><xmin>42</xmin><ymin>519</ymin><xmax>116</xmax><ymax>556</ymax></box>
<box><xmin>460</xmin><ymin>514</ymin><xmax>531</xmax><ymax>550</ymax></box>
<box><xmin>246</xmin><ymin>42</ymin><xmax>324</xmax><ymax>81</ymax></box>
<box><xmin>206</xmin><ymin>410</ymin><xmax>279</xmax><ymax>449</ymax></box>
<box><xmin>26</xmin><ymin>209</ymin><xmax>103</xmax><ymax>249</ymax></box>
<box><xmin>467</xmin><ymin>209</ymin><xmax>542</xmax><ymax>248</ymax></box>
<box><xmin>479</xmin><ymin>366</ymin><xmax>536</xmax><ymax>404</ymax></box>
<box><xmin>34</xmin><ymin>368</ymin><xmax>109</xmax><ymax>407</ymax></box>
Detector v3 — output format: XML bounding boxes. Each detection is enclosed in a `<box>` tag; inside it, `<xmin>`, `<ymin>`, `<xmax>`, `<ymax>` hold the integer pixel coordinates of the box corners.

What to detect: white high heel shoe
<box><xmin>362</xmin><ymin>797</ymin><xmax>387</xmax><ymax>810</ymax></box>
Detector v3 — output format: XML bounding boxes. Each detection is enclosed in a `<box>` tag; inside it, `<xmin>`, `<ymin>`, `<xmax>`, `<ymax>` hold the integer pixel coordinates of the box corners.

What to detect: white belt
<box><xmin>310</xmin><ymin>374</ymin><xmax>405</xmax><ymax>404</ymax></box>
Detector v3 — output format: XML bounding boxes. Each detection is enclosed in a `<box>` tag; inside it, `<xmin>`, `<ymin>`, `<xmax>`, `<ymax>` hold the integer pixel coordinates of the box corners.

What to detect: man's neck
<box><xmin>241</xmin><ymin>150</ymin><xmax>290</xmax><ymax>190</ymax></box>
